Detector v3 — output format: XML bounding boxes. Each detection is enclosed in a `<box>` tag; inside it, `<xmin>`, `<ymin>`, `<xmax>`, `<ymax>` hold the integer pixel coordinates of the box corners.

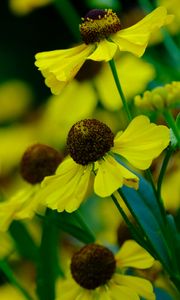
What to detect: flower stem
<box><xmin>0</xmin><ymin>260</ymin><xmax>33</xmax><ymax>300</ymax></box>
<box><xmin>163</xmin><ymin>110</ymin><xmax>180</xmax><ymax>147</ymax></box>
<box><xmin>109</xmin><ymin>59</ymin><xmax>132</xmax><ymax>121</ymax></box>
<box><xmin>157</xmin><ymin>146</ymin><xmax>174</xmax><ymax>202</ymax></box>
<box><xmin>145</xmin><ymin>169</ymin><xmax>166</xmax><ymax>222</ymax></box>
<box><xmin>53</xmin><ymin>0</ymin><xmax>81</xmax><ymax>41</ymax></box>
<box><xmin>36</xmin><ymin>209</ymin><xmax>60</xmax><ymax>300</ymax></box>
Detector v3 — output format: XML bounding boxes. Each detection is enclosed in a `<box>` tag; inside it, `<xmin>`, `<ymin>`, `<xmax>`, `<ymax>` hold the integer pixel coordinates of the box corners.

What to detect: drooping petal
<box><xmin>115</xmin><ymin>240</ymin><xmax>154</xmax><ymax>269</ymax></box>
<box><xmin>113</xmin><ymin>274</ymin><xmax>155</xmax><ymax>300</ymax></box>
<box><xmin>35</xmin><ymin>43</ymin><xmax>95</xmax><ymax>94</ymax></box>
<box><xmin>39</xmin><ymin>157</ymin><xmax>93</xmax><ymax>212</ymax></box>
<box><xmin>87</xmin><ymin>39</ymin><xmax>117</xmax><ymax>62</ymax></box>
<box><xmin>94</xmin><ymin>156</ymin><xmax>123</xmax><ymax>197</ymax></box>
<box><xmin>94</xmin><ymin>155</ymin><xmax>139</xmax><ymax>197</ymax></box>
<box><xmin>0</xmin><ymin>184</ymin><xmax>40</xmax><ymax>232</ymax></box>
<box><xmin>109</xmin><ymin>280</ymin><xmax>139</xmax><ymax>300</ymax></box>
<box><xmin>56</xmin><ymin>277</ymin><xmax>81</xmax><ymax>300</ymax></box>
<box><xmin>111</xmin><ymin>7</ymin><xmax>173</xmax><ymax>57</ymax></box>
<box><xmin>112</xmin><ymin>115</ymin><xmax>170</xmax><ymax>170</ymax></box>
<box><xmin>98</xmin><ymin>286</ymin><xmax>112</xmax><ymax>300</ymax></box>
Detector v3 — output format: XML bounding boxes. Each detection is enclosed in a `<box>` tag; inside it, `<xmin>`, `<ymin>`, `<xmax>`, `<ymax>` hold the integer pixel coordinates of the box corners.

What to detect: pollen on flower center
<box><xmin>20</xmin><ymin>143</ymin><xmax>63</xmax><ymax>184</ymax></box>
<box><xmin>80</xmin><ymin>8</ymin><xmax>121</xmax><ymax>44</ymax></box>
<box><xmin>70</xmin><ymin>244</ymin><xmax>116</xmax><ymax>290</ymax></box>
<box><xmin>67</xmin><ymin>119</ymin><xmax>114</xmax><ymax>165</ymax></box>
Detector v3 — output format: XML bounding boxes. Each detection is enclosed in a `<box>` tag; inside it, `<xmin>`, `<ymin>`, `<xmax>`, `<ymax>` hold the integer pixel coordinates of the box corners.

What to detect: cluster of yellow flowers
<box><xmin>0</xmin><ymin>2</ymin><xmax>180</xmax><ymax>300</ymax></box>
<box><xmin>135</xmin><ymin>81</ymin><xmax>180</xmax><ymax>110</ymax></box>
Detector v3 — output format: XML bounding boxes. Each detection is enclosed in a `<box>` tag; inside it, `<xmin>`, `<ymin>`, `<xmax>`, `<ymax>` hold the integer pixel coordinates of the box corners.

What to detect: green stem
<box><xmin>163</xmin><ymin>110</ymin><xmax>180</xmax><ymax>147</ymax></box>
<box><xmin>73</xmin><ymin>210</ymin><xmax>96</xmax><ymax>242</ymax></box>
<box><xmin>109</xmin><ymin>59</ymin><xmax>132</xmax><ymax>121</ymax></box>
<box><xmin>145</xmin><ymin>169</ymin><xmax>166</xmax><ymax>222</ymax></box>
<box><xmin>0</xmin><ymin>260</ymin><xmax>33</xmax><ymax>300</ymax></box>
<box><xmin>36</xmin><ymin>209</ymin><xmax>60</xmax><ymax>300</ymax></box>
<box><xmin>53</xmin><ymin>0</ymin><xmax>81</xmax><ymax>41</ymax></box>
<box><xmin>157</xmin><ymin>146</ymin><xmax>174</xmax><ymax>202</ymax></box>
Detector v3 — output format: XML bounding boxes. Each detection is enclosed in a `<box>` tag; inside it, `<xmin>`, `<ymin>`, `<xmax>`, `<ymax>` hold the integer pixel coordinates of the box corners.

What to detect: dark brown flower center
<box><xmin>71</xmin><ymin>244</ymin><xmax>116</xmax><ymax>289</ymax></box>
<box><xmin>20</xmin><ymin>143</ymin><xmax>63</xmax><ymax>184</ymax></box>
<box><xmin>80</xmin><ymin>8</ymin><xmax>121</xmax><ymax>44</ymax></box>
<box><xmin>67</xmin><ymin>119</ymin><xmax>114</xmax><ymax>165</ymax></box>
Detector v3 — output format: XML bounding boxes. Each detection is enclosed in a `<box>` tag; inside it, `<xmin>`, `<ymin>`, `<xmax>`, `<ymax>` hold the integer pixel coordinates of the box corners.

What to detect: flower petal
<box><xmin>56</xmin><ymin>277</ymin><xmax>81</xmax><ymax>300</ymax></box>
<box><xmin>94</xmin><ymin>155</ymin><xmax>139</xmax><ymax>197</ymax></box>
<box><xmin>115</xmin><ymin>240</ymin><xmax>154</xmax><ymax>269</ymax></box>
<box><xmin>111</xmin><ymin>7</ymin><xmax>173</xmax><ymax>56</ymax></box>
<box><xmin>88</xmin><ymin>40</ymin><xmax>117</xmax><ymax>62</ymax></box>
<box><xmin>39</xmin><ymin>157</ymin><xmax>93</xmax><ymax>212</ymax></box>
<box><xmin>0</xmin><ymin>185</ymin><xmax>40</xmax><ymax>231</ymax></box>
<box><xmin>112</xmin><ymin>115</ymin><xmax>170</xmax><ymax>169</ymax></box>
<box><xmin>94</xmin><ymin>156</ymin><xmax>123</xmax><ymax>197</ymax></box>
<box><xmin>113</xmin><ymin>274</ymin><xmax>155</xmax><ymax>300</ymax></box>
<box><xmin>35</xmin><ymin>43</ymin><xmax>95</xmax><ymax>94</ymax></box>
<box><xmin>109</xmin><ymin>280</ymin><xmax>139</xmax><ymax>300</ymax></box>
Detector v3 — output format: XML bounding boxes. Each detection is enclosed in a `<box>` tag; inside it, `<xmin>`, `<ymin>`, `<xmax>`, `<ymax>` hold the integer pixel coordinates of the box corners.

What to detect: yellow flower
<box><xmin>0</xmin><ymin>144</ymin><xmax>62</xmax><ymax>231</ymax></box>
<box><xmin>134</xmin><ymin>81</ymin><xmax>180</xmax><ymax>111</ymax></box>
<box><xmin>56</xmin><ymin>241</ymin><xmax>155</xmax><ymax>300</ymax></box>
<box><xmin>9</xmin><ymin>0</ymin><xmax>51</xmax><ymax>15</ymax></box>
<box><xmin>35</xmin><ymin>7</ymin><xmax>173</xmax><ymax>94</ymax></box>
<box><xmin>39</xmin><ymin>115</ymin><xmax>169</xmax><ymax>213</ymax></box>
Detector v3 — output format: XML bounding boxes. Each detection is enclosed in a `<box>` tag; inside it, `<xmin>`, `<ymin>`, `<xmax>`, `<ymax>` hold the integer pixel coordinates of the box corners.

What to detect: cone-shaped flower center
<box><xmin>80</xmin><ymin>8</ymin><xmax>121</xmax><ymax>44</ymax></box>
<box><xmin>20</xmin><ymin>143</ymin><xmax>63</xmax><ymax>184</ymax></box>
<box><xmin>67</xmin><ymin>119</ymin><xmax>114</xmax><ymax>165</ymax></box>
<box><xmin>71</xmin><ymin>244</ymin><xmax>116</xmax><ymax>290</ymax></box>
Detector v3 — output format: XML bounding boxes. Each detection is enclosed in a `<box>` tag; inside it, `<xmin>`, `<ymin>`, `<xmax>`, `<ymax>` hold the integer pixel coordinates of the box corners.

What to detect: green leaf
<box><xmin>176</xmin><ymin>113</ymin><xmax>180</xmax><ymax>130</ymax></box>
<box><xmin>121</xmin><ymin>175</ymin><xmax>172</xmax><ymax>272</ymax></box>
<box><xmin>52</xmin><ymin>211</ymin><xmax>95</xmax><ymax>244</ymax></box>
<box><xmin>9</xmin><ymin>221</ymin><xmax>38</xmax><ymax>261</ymax></box>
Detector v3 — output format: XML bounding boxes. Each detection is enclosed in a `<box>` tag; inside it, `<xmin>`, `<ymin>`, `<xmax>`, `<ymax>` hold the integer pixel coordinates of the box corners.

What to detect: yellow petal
<box><xmin>111</xmin><ymin>7</ymin><xmax>173</xmax><ymax>56</ymax></box>
<box><xmin>115</xmin><ymin>240</ymin><xmax>154</xmax><ymax>269</ymax></box>
<box><xmin>56</xmin><ymin>277</ymin><xmax>81</xmax><ymax>300</ymax></box>
<box><xmin>112</xmin><ymin>115</ymin><xmax>170</xmax><ymax>169</ymax></box>
<box><xmin>94</xmin><ymin>155</ymin><xmax>139</xmax><ymax>197</ymax></box>
<box><xmin>88</xmin><ymin>40</ymin><xmax>117</xmax><ymax>62</ymax></box>
<box><xmin>35</xmin><ymin>43</ymin><xmax>95</xmax><ymax>94</ymax></box>
<box><xmin>109</xmin><ymin>280</ymin><xmax>139</xmax><ymax>300</ymax></box>
<box><xmin>0</xmin><ymin>185</ymin><xmax>39</xmax><ymax>232</ymax></box>
<box><xmin>113</xmin><ymin>274</ymin><xmax>155</xmax><ymax>300</ymax></box>
<box><xmin>39</xmin><ymin>157</ymin><xmax>93</xmax><ymax>212</ymax></box>
<box><xmin>98</xmin><ymin>287</ymin><xmax>112</xmax><ymax>300</ymax></box>
<box><xmin>94</xmin><ymin>155</ymin><xmax>123</xmax><ymax>197</ymax></box>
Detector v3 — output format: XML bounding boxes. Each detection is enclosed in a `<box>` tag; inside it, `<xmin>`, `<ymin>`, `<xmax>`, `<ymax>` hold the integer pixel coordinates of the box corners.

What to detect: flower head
<box><xmin>38</xmin><ymin>115</ymin><xmax>169</xmax><ymax>213</ymax></box>
<box><xmin>0</xmin><ymin>144</ymin><xmax>63</xmax><ymax>231</ymax></box>
<box><xmin>35</xmin><ymin>7</ymin><xmax>173</xmax><ymax>94</ymax></box>
<box><xmin>135</xmin><ymin>81</ymin><xmax>180</xmax><ymax>111</ymax></box>
<box><xmin>56</xmin><ymin>240</ymin><xmax>155</xmax><ymax>300</ymax></box>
